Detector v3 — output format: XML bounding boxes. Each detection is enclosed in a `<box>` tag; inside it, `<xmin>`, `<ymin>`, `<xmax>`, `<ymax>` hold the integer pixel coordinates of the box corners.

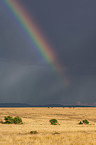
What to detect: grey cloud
<box><xmin>0</xmin><ymin>61</ymin><xmax>65</xmax><ymax>104</ymax></box>
<box><xmin>0</xmin><ymin>0</ymin><xmax>96</xmax><ymax>105</ymax></box>
<box><xmin>60</xmin><ymin>75</ymin><xmax>96</xmax><ymax>105</ymax></box>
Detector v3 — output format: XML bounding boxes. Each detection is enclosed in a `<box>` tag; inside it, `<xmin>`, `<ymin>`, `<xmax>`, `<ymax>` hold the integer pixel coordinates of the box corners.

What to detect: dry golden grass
<box><xmin>0</xmin><ymin>107</ymin><xmax>96</xmax><ymax>145</ymax></box>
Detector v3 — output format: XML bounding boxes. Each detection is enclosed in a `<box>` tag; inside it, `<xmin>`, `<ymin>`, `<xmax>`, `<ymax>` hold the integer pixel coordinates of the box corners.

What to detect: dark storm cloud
<box><xmin>0</xmin><ymin>0</ymin><xmax>96</xmax><ymax>105</ymax></box>
<box><xmin>0</xmin><ymin>61</ymin><xmax>64</xmax><ymax>104</ymax></box>
<box><xmin>19</xmin><ymin>0</ymin><xmax>96</xmax><ymax>74</ymax></box>
<box><xmin>0</xmin><ymin>5</ymin><xmax>43</xmax><ymax>64</ymax></box>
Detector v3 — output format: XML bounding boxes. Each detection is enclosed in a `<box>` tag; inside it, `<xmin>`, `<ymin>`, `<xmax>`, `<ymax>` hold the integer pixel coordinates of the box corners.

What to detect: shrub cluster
<box><xmin>49</xmin><ymin>119</ymin><xmax>59</xmax><ymax>125</ymax></box>
<box><xmin>79</xmin><ymin>119</ymin><xmax>89</xmax><ymax>125</ymax></box>
<box><xmin>0</xmin><ymin>116</ymin><xmax>23</xmax><ymax>124</ymax></box>
<box><xmin>30</xmin><ymin>130</ymin><xmax>38</xmax><ymax>134</ymax></box>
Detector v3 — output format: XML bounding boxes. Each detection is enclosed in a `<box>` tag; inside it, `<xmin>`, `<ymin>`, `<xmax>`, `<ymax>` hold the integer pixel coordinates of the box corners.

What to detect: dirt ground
<box><xmin>0</xmin><ymin>107</ymin><xmax>96</xmax><ymax>145</ymax></box>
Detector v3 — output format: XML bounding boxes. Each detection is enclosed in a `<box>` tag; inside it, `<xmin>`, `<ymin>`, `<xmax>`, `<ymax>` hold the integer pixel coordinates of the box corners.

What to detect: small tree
<box><xmin>13</xmin><ymin>116</ymin><xmax>23</xmax><ymax>124</ymax></box>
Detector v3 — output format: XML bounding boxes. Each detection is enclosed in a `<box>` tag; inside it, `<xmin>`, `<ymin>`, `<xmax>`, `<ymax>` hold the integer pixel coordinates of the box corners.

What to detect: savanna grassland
<box><xmin>0</xmin><ymin>107</ymin><xmax>96</xmax><ymax>145</ymax></box>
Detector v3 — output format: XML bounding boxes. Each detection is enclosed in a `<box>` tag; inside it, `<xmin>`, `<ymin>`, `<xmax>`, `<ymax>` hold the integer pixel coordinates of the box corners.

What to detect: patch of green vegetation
<box><xmin>78</xmin><ymin>119</ymin><xmax>89</xmax><ymax>125</ymax></box>
<box><xmin>13</xmin><ymin>116</ymin><xmax>23</xmax><ymax>124</ymax></box>
<box><xmin>83</xmin><ymin>119</ymin><xmax>89</xmax><ymax>124</ymax></box>
<box><xmin>0</xmin><ymin>116</ymin><xmax>23</xmax><ymax>124</ymax></box>
<box><xmin>30</xmin><ymin>130</ymin><xmax>38</xmax><ymax>134</ymax></box>
<box><xmin>4</xmin><ymin>116</ymin><xmax>14</xmax><ymax>124</ymax></box>
<box><xmin>49</xmin><ymin>119</ymin><xmax>59</xmax><ymax>125</ymax></box>
<box><xmin>79</xmin><ymin>121</ymin><xmax>83</xmax><ymax>125</ymax></box>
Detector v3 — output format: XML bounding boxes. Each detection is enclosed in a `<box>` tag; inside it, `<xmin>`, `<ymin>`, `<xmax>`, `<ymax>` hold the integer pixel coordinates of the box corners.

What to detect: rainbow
<box><xmin>1</xmin><ymin>0</ymin><xmax>70</xmax><ymax>86</ymax></box>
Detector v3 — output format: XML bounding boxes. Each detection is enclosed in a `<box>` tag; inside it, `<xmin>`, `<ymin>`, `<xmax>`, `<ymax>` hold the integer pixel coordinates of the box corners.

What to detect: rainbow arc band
<box><xmin>3</xmin><ymin>0</ymin><xmax>70</xmax><ymax>87</ymax></box>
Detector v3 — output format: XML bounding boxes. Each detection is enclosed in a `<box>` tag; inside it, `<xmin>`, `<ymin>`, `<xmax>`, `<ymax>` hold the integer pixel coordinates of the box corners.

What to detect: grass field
<box><xmin>0</xmin><ymin>107</ymin><xmax>96</xmax><ymax>145</ymax></box>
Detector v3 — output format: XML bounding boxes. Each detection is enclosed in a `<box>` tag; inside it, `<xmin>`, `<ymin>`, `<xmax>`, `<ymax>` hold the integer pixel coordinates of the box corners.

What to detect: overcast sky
<box><xmin>0</xmin><ymin>0</ymin><xmax>96</xmax><ymax>105</ymax></box>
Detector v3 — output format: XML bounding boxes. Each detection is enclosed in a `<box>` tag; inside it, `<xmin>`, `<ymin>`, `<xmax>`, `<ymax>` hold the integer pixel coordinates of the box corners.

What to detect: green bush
<box><xmin>30</xmin><ymin>130</ymin><xmax>38</xmax><ymax>134</ymax></box>
<box><xmin>49</xmin><ymin>119</ymin><xmax>59</xmax><ymax>125</ymax></box>
<box><xmin>13</xmin><ymin>116</ymin><xmax>23</xmax><ymax>124</ymax></box>
<box><xmin>0</xmin><ymin>116</ymin><xmax>23</xmax><ymax>124</ymax></box>
<box><xmin>79</xmin><ymin>121</ymin><xmax>83</xmax><ymax>125</ymax></box>
<box><xmin>4</xmin><ymin>116</ymin><xmax>14</xmax><ymax>124</ymax></box>
<box><xmin>83</xmin><ymin>119</ymin><xmax>89</xmax><ymax>124</ymax></box>
<box><xmin>78</xmin><ymin>119</ymin><xmax>89</xmax><ymax>125</ymax></box>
